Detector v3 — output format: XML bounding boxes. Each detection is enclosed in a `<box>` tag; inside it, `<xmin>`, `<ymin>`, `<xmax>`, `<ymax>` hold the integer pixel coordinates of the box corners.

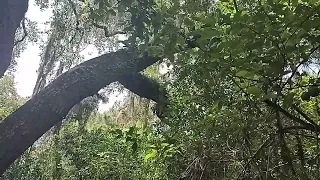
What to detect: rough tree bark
<box><xmin>0</xmin><ymin>49</ymin><xmax>161</xmax><ymax>175</ymax></box>
<box><xmin>0</xmin><ymin>0</ymin><xmax>29</xmax><ymax>78</ymax></box>
<box><xmin>119</xmin><ymin>73</ymin><xmax>166</xmax><ymax>103</ymax></box>
<box><xmin>119</xmin><ymin>73</ymin><xmax>168</xmax><ymax>118</ymax></box>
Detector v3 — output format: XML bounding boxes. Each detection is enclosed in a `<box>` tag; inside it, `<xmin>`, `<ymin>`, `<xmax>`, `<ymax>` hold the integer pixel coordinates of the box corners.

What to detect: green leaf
<box><xmin>132</xmin><ymin>142</ymin><xmax>138</xmax><ymax>153</ymax></box>
<box><xmin>201</xmin><ymin>28</ymin><xmax>220</xmax><ymax>39</ymax></box>
<box><xmin>236</xmin><ymin>70</ymin><xmax>248</xmax><ymax>77</ymax></box>
<box><xmin>144</xmin><ymin>151</ymin><xmax>156</xmax><ymax>161</ymax></box>
<box><xmin>184</xmin><ymin>18</ymin><xmax>194</xmax><ymax>27</ymax></box>
<box><xmin>161</xmin><ymin>143</ymin><xmax>169</xmax><ymax>147</ymax></box>
<box><xmin>208</xmin><ymin>114</ymin><xmax>214</xmax><ymax>120</ymax></box>
<box><xmin>97</xmin><ymin>152</ymin><xmax>106</xmax><ymax>157</ymax></box>
<box><xmin>247</xmin><ymin>86</ymin><xmax>261</xmax><ymax>97</ymax></box>
<box><xmin>292</xmin><ymin>0</ymin><xmax>298</xmax><ymax>6</ymax></box>
<box><xmin>261</xmin><ymin>93</ymin><xmax>278</xmax><ymax>100</ymax></box>
<box><xmin>308</xmin><ymin>87</ymin><xmax>320</xmax><ymax>97</ymax></box>
<box><xmin>283</xmin><ymin>93</ymin><xmax>294</xmax><ymax>107</ymax></box>
<box><xmin>127</xmin><ymin>126</ymin><xmax>135</xmax><ymax>136</ymax></box>
<box><xmin>148</xmin><ymin>46</ymin><xmax>164</xmax><ymax>56</ymax></box>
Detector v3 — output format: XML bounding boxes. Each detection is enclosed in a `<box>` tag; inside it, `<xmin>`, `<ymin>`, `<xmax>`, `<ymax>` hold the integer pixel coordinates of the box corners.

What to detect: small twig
<box><xmin>92</xmin><ymin>22</ymin><xmax>126</xmax><ymax>38</ymax></box>
<box><xmin>231</xmin><ymin>77</ymin><xmax>264</xmax><ymax>114</ymax></box>
<box><xmin>292</xmin><ymin>104</ymin><xmax>319</xmax><ymax>127</ymax></box>
<box><xmin>233</xmin><ymin>0</ymin><xmax>238</xmax><ymax>12</ymax></box>
<box><xmin>67</xmin><ymin>0</ymin><xmax>80</xmax><ymax>29</ymax></box>
<box><xmin>317</xmin><ymin>131</ymin><xmax>320</xmax><ymax>178</ymax></box>
<box><xmin>276</xmin><ymin>110</ymin><xmax>296</xmax><ymax>176</ymax></box>
<box><xmin>104</xmin><ymin>31</ymin><xmax>126</xmax><ymax>38</ymax></box>
<box><xmin>296</xmin><ymin>136</ymin><xmax>309</xmax><ymax>178</ymax></box>
<box><xmin>234</xmin><ymin>75</ymin><xmax>260</xmax><ymax>82</ymax></box>
<box><xmin>285</xmin><ymin>84</ymin><xmax>320</xmax><ymax>90</ymax></box>
<box><xmin>66</xmin><ymin>0</ymin><xmax>86</xmax><ymax>49</ymax></box>
<box><xmin>283</xmin><ymin>125</ymin><xmax>317</xmax><ymax>132</ymax></box>
<box><xmin>284</xmin><ymin>9</ymin><xmax>317</xmax><ymax>45</ymax></box>
<box><xmin>282</xmin><ymin>44</ymin><xmax>320</xmax><ymax>88</ymax></box>
<box><xmin>14</xmin><ymin>18</ymin><xmax>27</xmax><ymax>46</ymax></box>
<box><xmin>244</xmin><ymin>24</ymin><xmax>273</xmax><ymax>42</ymax></box>
<box><xmin>236</xmin><ymin>136</ymin><xmax>274</xmax><ymax>180</ymax></box>
<box><xmin>245</xmin><ymin>24</ymin><xmax>286</xmax><ymax>67</ymax></box>
<box><xmin>284</xmin><ymin>131</ymin><xmax>319</xmax><ymax>139</ymax></box>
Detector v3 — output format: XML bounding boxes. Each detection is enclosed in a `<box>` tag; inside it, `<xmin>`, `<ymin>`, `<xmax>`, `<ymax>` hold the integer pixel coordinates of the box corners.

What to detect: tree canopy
<box><xmin>1</xmin><ymin>0</ymin><xmax>320</xmax><ymax>179</ymax></box>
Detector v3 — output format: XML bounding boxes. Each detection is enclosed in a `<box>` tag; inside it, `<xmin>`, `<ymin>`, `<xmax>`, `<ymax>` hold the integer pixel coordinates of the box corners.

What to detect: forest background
<box><xmin>1</xmin><ymin>0</ymin><xmax>320</xmax><ymax>179</ymax></box>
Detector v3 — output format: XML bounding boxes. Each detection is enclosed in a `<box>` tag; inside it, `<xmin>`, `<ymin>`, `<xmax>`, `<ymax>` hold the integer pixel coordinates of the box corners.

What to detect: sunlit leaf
<box><xmin>247</xmin><ymin>86</ymin><xmax>261</xmax><ymax>97</ymax></box>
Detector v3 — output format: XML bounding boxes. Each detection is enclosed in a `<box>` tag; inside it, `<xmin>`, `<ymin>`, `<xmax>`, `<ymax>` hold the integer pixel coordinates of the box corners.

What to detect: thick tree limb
<box><xmin>118</xmin><ymin>73</ymin><xmax>168</xmax><ymax>118</ymax></box>
<box><xmin>0</xmin><ymin>49</ymin><xmax>160</xmax><ymax>174</ymax></box>
<box><xmin>118</xmin><ymin>73</ymin><xmax>166</xmax><ymax>103</ymax></box>
<box><xmin>0</xmin><ymin>0</ymin><xmax>29</xmax><ymax>78</ymax></box>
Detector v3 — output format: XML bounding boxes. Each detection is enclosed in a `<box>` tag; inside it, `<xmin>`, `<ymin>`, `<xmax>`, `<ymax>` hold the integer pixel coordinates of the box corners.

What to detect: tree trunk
<box><xmin>0</xmin><ymin>0</ymin><xmax>29</xmax><ymax>78</ymax></box>
<box><xmin>0</xmin><ymin>49</ymin><xmax>160</xmax><ymax>174</ymax></box>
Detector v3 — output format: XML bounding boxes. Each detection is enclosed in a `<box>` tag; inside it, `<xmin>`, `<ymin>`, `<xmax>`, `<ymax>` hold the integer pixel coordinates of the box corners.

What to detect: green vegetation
<box><xmin>1</xmin><ymin>0</ymin><xmax>320</xmax><ymax>179</ymax></box>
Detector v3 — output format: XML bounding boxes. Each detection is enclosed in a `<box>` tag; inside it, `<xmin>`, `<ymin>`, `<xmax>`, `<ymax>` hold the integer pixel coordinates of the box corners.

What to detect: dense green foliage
<box><xmin>2</xmin><ymin>0</ymin><xmax>320</xmax><ymax>179</ymax></box>
<box><xmin>4</xmin><ymin>119</ymin><xmax>179</xmax><ymax>179</ymax></box>
<box><xmin>0</xmin><ymin>75</ymin><xmax>26</xmax><ymax>120</ymax></box>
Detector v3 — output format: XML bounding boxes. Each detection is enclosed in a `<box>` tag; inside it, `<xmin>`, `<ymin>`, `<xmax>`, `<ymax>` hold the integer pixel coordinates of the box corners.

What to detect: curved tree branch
<box><xmin>92</xmin><ymin>22</ymin><xmax>126</xmax><ymax>38</ymax></box>
<box><xmin>118</xmin><ymin>73</ymin><xmax>168</xmax><ymax>118</ymax></box>
<box><xmin>118</xmin><ymin>73</ymin><xmax>166</xmax><ymax>103</ymax></box>
<box><xmin>0</xmin><ymin>49</ymin><xmax>160</xmax><ymax>174</ymax></box>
